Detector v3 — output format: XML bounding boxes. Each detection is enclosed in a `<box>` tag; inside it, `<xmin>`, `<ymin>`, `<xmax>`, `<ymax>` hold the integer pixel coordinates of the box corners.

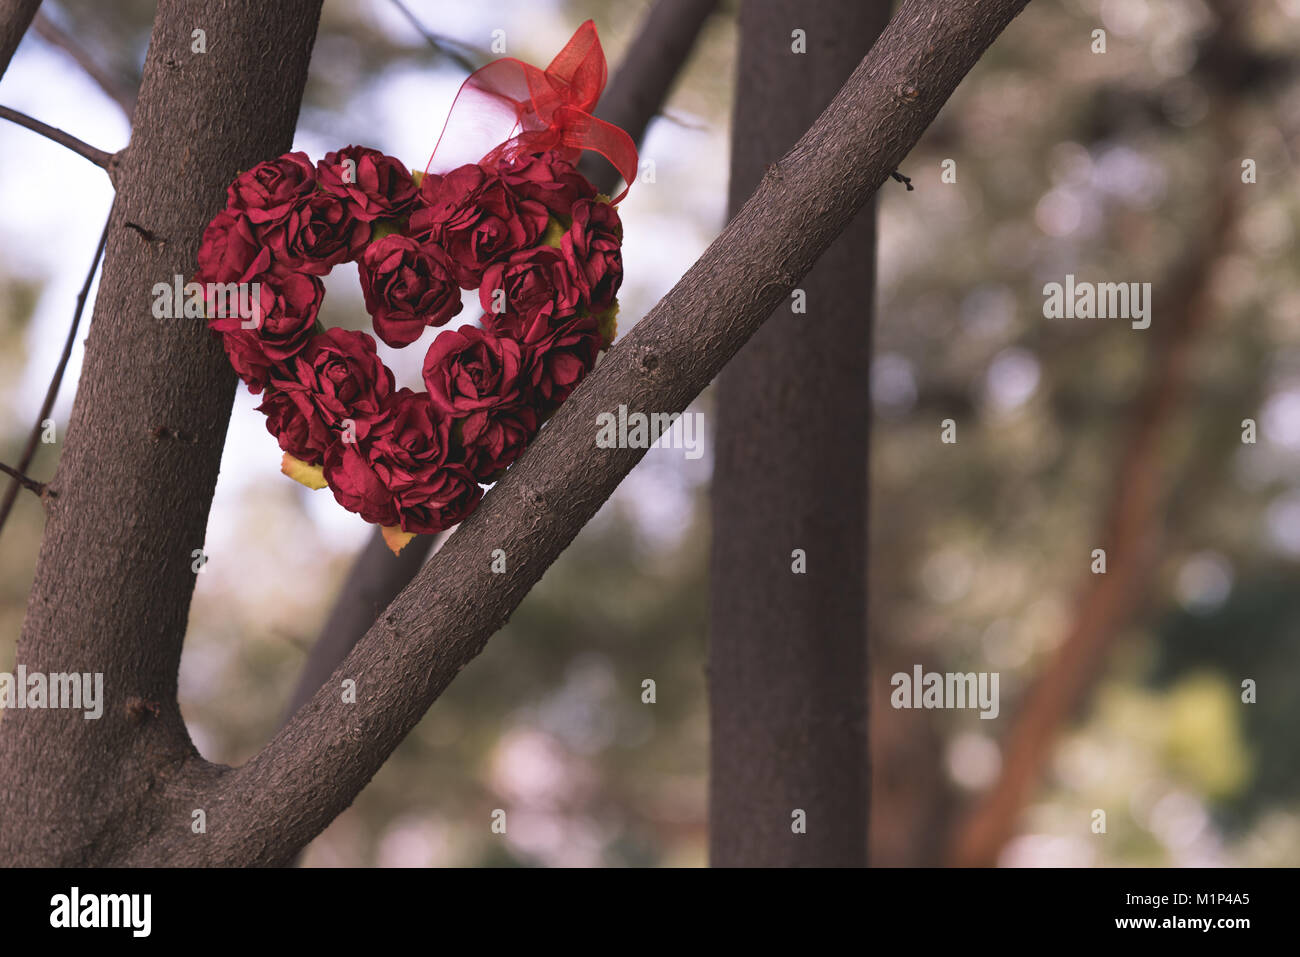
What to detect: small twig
<box><xmin>0</xmin><ymin>461</ymin><xmax>46</xmax><ymax>498</ymax></box>
<box><xmin>0</xmin><ymin>104</ymin><xmax>118</xmax><ymax>171</ymax></box>
<box><xmin>385</xmin><ymin>0</ymin><xmax>483</xmax><ymax>73</ymax></box>
<box><xmin>0</xmin><ymin>214</ymin><xmax>110</xmax><ymax>537</ymax></box>
<box><xmin>33</xmin><ymin>11</ymin><xmax>137</xmax><ymax>118</ymax></box>
<box><xmin>890</xmin><ymin>168</ymin><xmax>914</xmax><ymax>190</ymax></box>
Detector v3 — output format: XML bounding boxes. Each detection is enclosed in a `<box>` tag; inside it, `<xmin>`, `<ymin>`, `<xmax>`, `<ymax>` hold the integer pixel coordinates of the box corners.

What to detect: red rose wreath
<box><xmin>195</xmin><ymin>22</ymin><xmax>636</xmax><ymax>553</ymax></box>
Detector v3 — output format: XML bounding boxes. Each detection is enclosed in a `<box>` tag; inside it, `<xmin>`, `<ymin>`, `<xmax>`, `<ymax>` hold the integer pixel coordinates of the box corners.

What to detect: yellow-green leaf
<box><xmin>281</xmin><ymin>453</ymin><xmax>327</xmax><ymax>490</ymax></box>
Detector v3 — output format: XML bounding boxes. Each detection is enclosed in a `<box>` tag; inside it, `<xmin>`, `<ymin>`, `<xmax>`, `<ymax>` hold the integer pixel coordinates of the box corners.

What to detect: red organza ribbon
<box><xmin>426</xmin><ymin>20</ymin><xmax>638</xmax><ymax>203</ymax></box>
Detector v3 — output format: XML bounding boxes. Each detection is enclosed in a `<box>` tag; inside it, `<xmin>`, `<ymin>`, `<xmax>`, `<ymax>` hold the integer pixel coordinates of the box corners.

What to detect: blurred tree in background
<box><xmin>1</xmin><ymin>0</ymin><xmax>1297</xmax><ymax>866</ymax></box>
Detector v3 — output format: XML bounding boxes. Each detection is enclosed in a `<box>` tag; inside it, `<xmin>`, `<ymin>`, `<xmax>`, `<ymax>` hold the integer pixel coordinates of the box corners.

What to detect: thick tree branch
<box><xmin>131</xmin><ymin>0</ymin><xmax>1032</xmax><ymax>867</ymax></box>
<box><xmin>0</xmin><ymin>0</ymin><xmax>324</xmax><ymax>866</ymax></box>
<box><xmin>288</xmin><ymin>0</ymin><xmax>722</xmax><ymax>729</ymax></box>
<box><xmin>0</xmin><ymin>214</ymin><xmax>109</xmax><ymax>537</ymax></box>
<box><xmin>0</xmin><ymin>104</ymin><xmax>118</xmax><ymax>171</ymax></box>
<box><xmin>0</xmin><ymin>0</ymin><xmax>41</xmax><ymax>79</ymax></box>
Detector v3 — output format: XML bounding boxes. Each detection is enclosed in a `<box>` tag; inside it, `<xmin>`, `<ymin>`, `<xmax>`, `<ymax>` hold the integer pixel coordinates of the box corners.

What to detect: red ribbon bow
<box><xmin>426</xmin><ymin>20</ymin><xmax>638</xmax><ymax>203</ymax></box>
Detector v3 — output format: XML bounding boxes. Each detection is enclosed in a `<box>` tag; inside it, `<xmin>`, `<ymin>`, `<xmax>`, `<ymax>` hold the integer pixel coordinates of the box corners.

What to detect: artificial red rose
<box><xmin>460</xmin><ymin>403</ymin><xmax>539</xmax><ymax>482</ymax></box>
<box><xmin>261</xmin><ymin>193</ymin><xmax>369</xmax><ymax>275</ymax></box>
<box><xmin>323</xmin><ymin>390</ymin><xmax>482</xmax><ymax>533</ymax></box>
<box><xmin>358</xmin><ymin>235</ymin><xmax>463</xmax><ymax>348</ymax></box>
<box><xmin>522</xmin><ymin>316</ymin><xmax>601</xmax><ymax>407</ymax></box>
<box><xmin>226</xmin><ymin>151</ymin><xmax>317</xmax><ymax>226</ymax></box>
<box><xmin>408</xmin><ymin>163</ymin><xmax>548</xmax><ymax>287</ymax></box>
<box><xmin>220</xmin><ymin>329</ymin><xmax>275</xmax><ymax>394</ymax></box>
<box><xmin>479</xmin><ymin>245</ymin><xmax>584</xmax><ymax>343</ymax></box>
<box><xmin>562</xmin><ymin>198</ymin><xmax>623</xmax><ymax>314</ymax></box>
<box><xmin>258</xmin><ymin>386</ymin><xmax>331</xmax><ymax>464</ymax></box>
<box><xmin>422</xmin><ymin>325</ymin><xmax>527</xmax><ymax>416</ymax></box>
<box><xmin>317</xmin><ymin>146</ymin><xmax>419</xmax><ymax>222</ymax></box>
<box><xmin>196</xmin><ymin>208</ymin><xmax>273</xmax><ymax>285</ymax></box>
<box><xmin>208</xmin><ymin>272</ymin><xmax>323</xmax><ymax>361</ymax></box>
<box><xmin>497</xmin><ymin>150</ymin><xmax>597</xmax><ymax>217</ymax></box>
<box><xmin>272</xmin><ymin>328</ymin><xmax>394</xmax><ymax>442</ymax></box>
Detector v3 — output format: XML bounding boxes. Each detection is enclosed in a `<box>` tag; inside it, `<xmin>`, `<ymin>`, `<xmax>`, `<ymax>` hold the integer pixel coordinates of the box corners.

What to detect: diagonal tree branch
<box><xmin>285</xmin><ymin>0</ymin><xmax>723</xmax><ymax>729</ymax></box>
<box><xmin>132</xmin><ymin>0</ymin><xmax>1032</xmax><ymax>867</ymax></box>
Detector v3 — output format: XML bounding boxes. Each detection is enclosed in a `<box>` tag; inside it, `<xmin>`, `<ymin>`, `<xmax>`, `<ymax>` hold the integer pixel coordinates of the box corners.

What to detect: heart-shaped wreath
<box><xmin>193</xmin><ymin>22</ymin><xmax>636</xmax><ymax>553</ymax></box>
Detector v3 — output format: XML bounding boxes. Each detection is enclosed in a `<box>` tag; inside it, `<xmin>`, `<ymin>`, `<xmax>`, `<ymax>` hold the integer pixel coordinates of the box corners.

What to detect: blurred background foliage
<box><xmin>1</xmin><ymin>0</ymin><xmax>1297</xmax><ymax>866</ymax></box>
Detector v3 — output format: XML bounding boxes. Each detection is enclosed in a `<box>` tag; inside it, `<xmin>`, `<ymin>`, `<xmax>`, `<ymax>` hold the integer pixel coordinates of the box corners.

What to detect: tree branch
<box><xmin>286</xmin><ymin>0</ymin><xmax>722</xmax><ymax>731</ymax></box>
<box><xmin>33</xmin><ymin>10</ymin><xmax>136</xmax><ymax>117</ymax></box>
<box><xmin>0</xmin><ymin>213</ymin><xmax>109</xmax><ymax>537</ymax></box>
<box><xmin>0</xmin><ymin>460</ymin><xmax>46</xmax><ymax>497</ymax></box>
<box><xmin>385</xmin><ymin>0</ymin><xmax>483</xmax><ymax>73</ymax></box>
<box><xmin>949</xmin><ymin>112</ymin><xmax>1244</xmax><ymax>870</ymax></box>
<box><xmin>0</xmin><ymin>104</ymin><xmax>118</xmax><ymax>171</ymax></box>
<box><xmin>134</xmin><ymin>0</ymin><xmax>1032</xmax><ymax>867</ymax></box>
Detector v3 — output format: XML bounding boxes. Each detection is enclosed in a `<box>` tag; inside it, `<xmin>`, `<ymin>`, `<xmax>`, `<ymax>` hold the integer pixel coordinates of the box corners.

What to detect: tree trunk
<box><xmin>708</xmin><ymin>0</ymin><xmax>888</xmax><ymax>867</ymax></box>
<box><xmin>0</xmin><ymin>0</ymin><xmax>323</xmax><ymax>866</ymax></box>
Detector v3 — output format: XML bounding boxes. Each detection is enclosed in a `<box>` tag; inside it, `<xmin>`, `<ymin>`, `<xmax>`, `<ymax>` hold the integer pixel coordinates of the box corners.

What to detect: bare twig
<box><xmin>384</xmin><ymin>0</ymin><xmax>482</xmax><ymax>73</ymax></box>
<box><xmin>0</xmin><ymin>461</ymin><xmax>46</xmax><ymax>497</ymax></box>
<box><xmin>0</xmin><ymin>104</ymin><xmax>118</xmax><ymax>171</ymax></box>
<box><xmin>0</xmin><ymin>214</ymin><xmax>109</xmax><ymax>537</ymax></box>
<box><xmin>33</xmin><ymin>11</ymin><xmax>136</xmax><ymax>117</ymax></box>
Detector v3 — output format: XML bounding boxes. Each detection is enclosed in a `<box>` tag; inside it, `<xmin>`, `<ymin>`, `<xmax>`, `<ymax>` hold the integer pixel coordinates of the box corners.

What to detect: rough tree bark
<box><xmin>709</xmin><ymin>0</ymin><xmax>888</xmax><ymax>867</ymax></box>
<box><xmin>288</xmin><ymin>0</ymin><xmax>721</xmax><ymax>725</ymax></box>
<box><xmin>0</xmin><ymin>0</ymin><xmax>324</xmax><ymax>865</ymax></box>
<box><xmin>2</xmin><ymin>0</ymin><xmax>1029</xmax><ymax>866</ymax></box>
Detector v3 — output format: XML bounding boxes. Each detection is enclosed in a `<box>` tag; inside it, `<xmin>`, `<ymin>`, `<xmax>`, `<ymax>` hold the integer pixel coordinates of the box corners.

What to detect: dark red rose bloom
<box><xmin>226</xmin><ymin>151</ymin><xmax>317</xmax><ymax>226</ymax></box>
<box><xmin>562</xmin><ymin>198</ymin><xmax>623</xmax><ymax>314</ymax></box>
<box><xmin>522</xmin><ymin>316</ymin><xmax>601</xmax><ymax>407</ymax></box>
<box><xmin>422</xmin><ymin>325</ymin><xmax>527</xmax><ymax>416</ymax></box>
<box><xmin>258</xmin><ymin>386</ymin><xmax>332</xmax><ymax>465</ymax></box>
<box><xmin>260</xmin><ymin>193</ymin><xmax>369</xmax><ymax>275</ymax></box>
<box><xmin>220</xmin><ymin>329</ymin><xmax>275</xmax><ymax>394</ymax></box>
<box><xmin>208</xmin><ymin>272</ymin><xmax>323</xmax><ymax>361</ymax></box>
<box><xmin>272</xmin><ymin>328</ymin><xmax>394</xmax><ymax>443</ymax></box>
<box><xmin>317</xmin><ymin>146</ymin><xmax>419</xmax><ymax>222</ymax></box>
<box><xmin>497</xmin><ymin>150</ymin><xmax>597</xmax><ymax>217</ymax></box>
<box><xmin>358</xmin><ymin>235</ymin><xmax>463</xmax><ymax>348</ymax></box>
<box><xmin>323</xmin><ymin>389</ymin><xmax>483</xmax><ymax>533</ymax></box>
<box><xmin>196</xmin><ymin>208</ymin><xmax>273</xmax><ymax>285</ymax></box>
<box><xmin>408</xmin><ymin>163</ymin><xmax>548</xmax><ymax>287</ymax></box>
<box><xmin>459</xmin><ymin>403</ymin><xmax>539</xmax><ymax>482</ymax></box>
<box><xmin>479</xmin><ymin>245</ymin><xmax>584</xmax><ymax>344</ymax></box>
